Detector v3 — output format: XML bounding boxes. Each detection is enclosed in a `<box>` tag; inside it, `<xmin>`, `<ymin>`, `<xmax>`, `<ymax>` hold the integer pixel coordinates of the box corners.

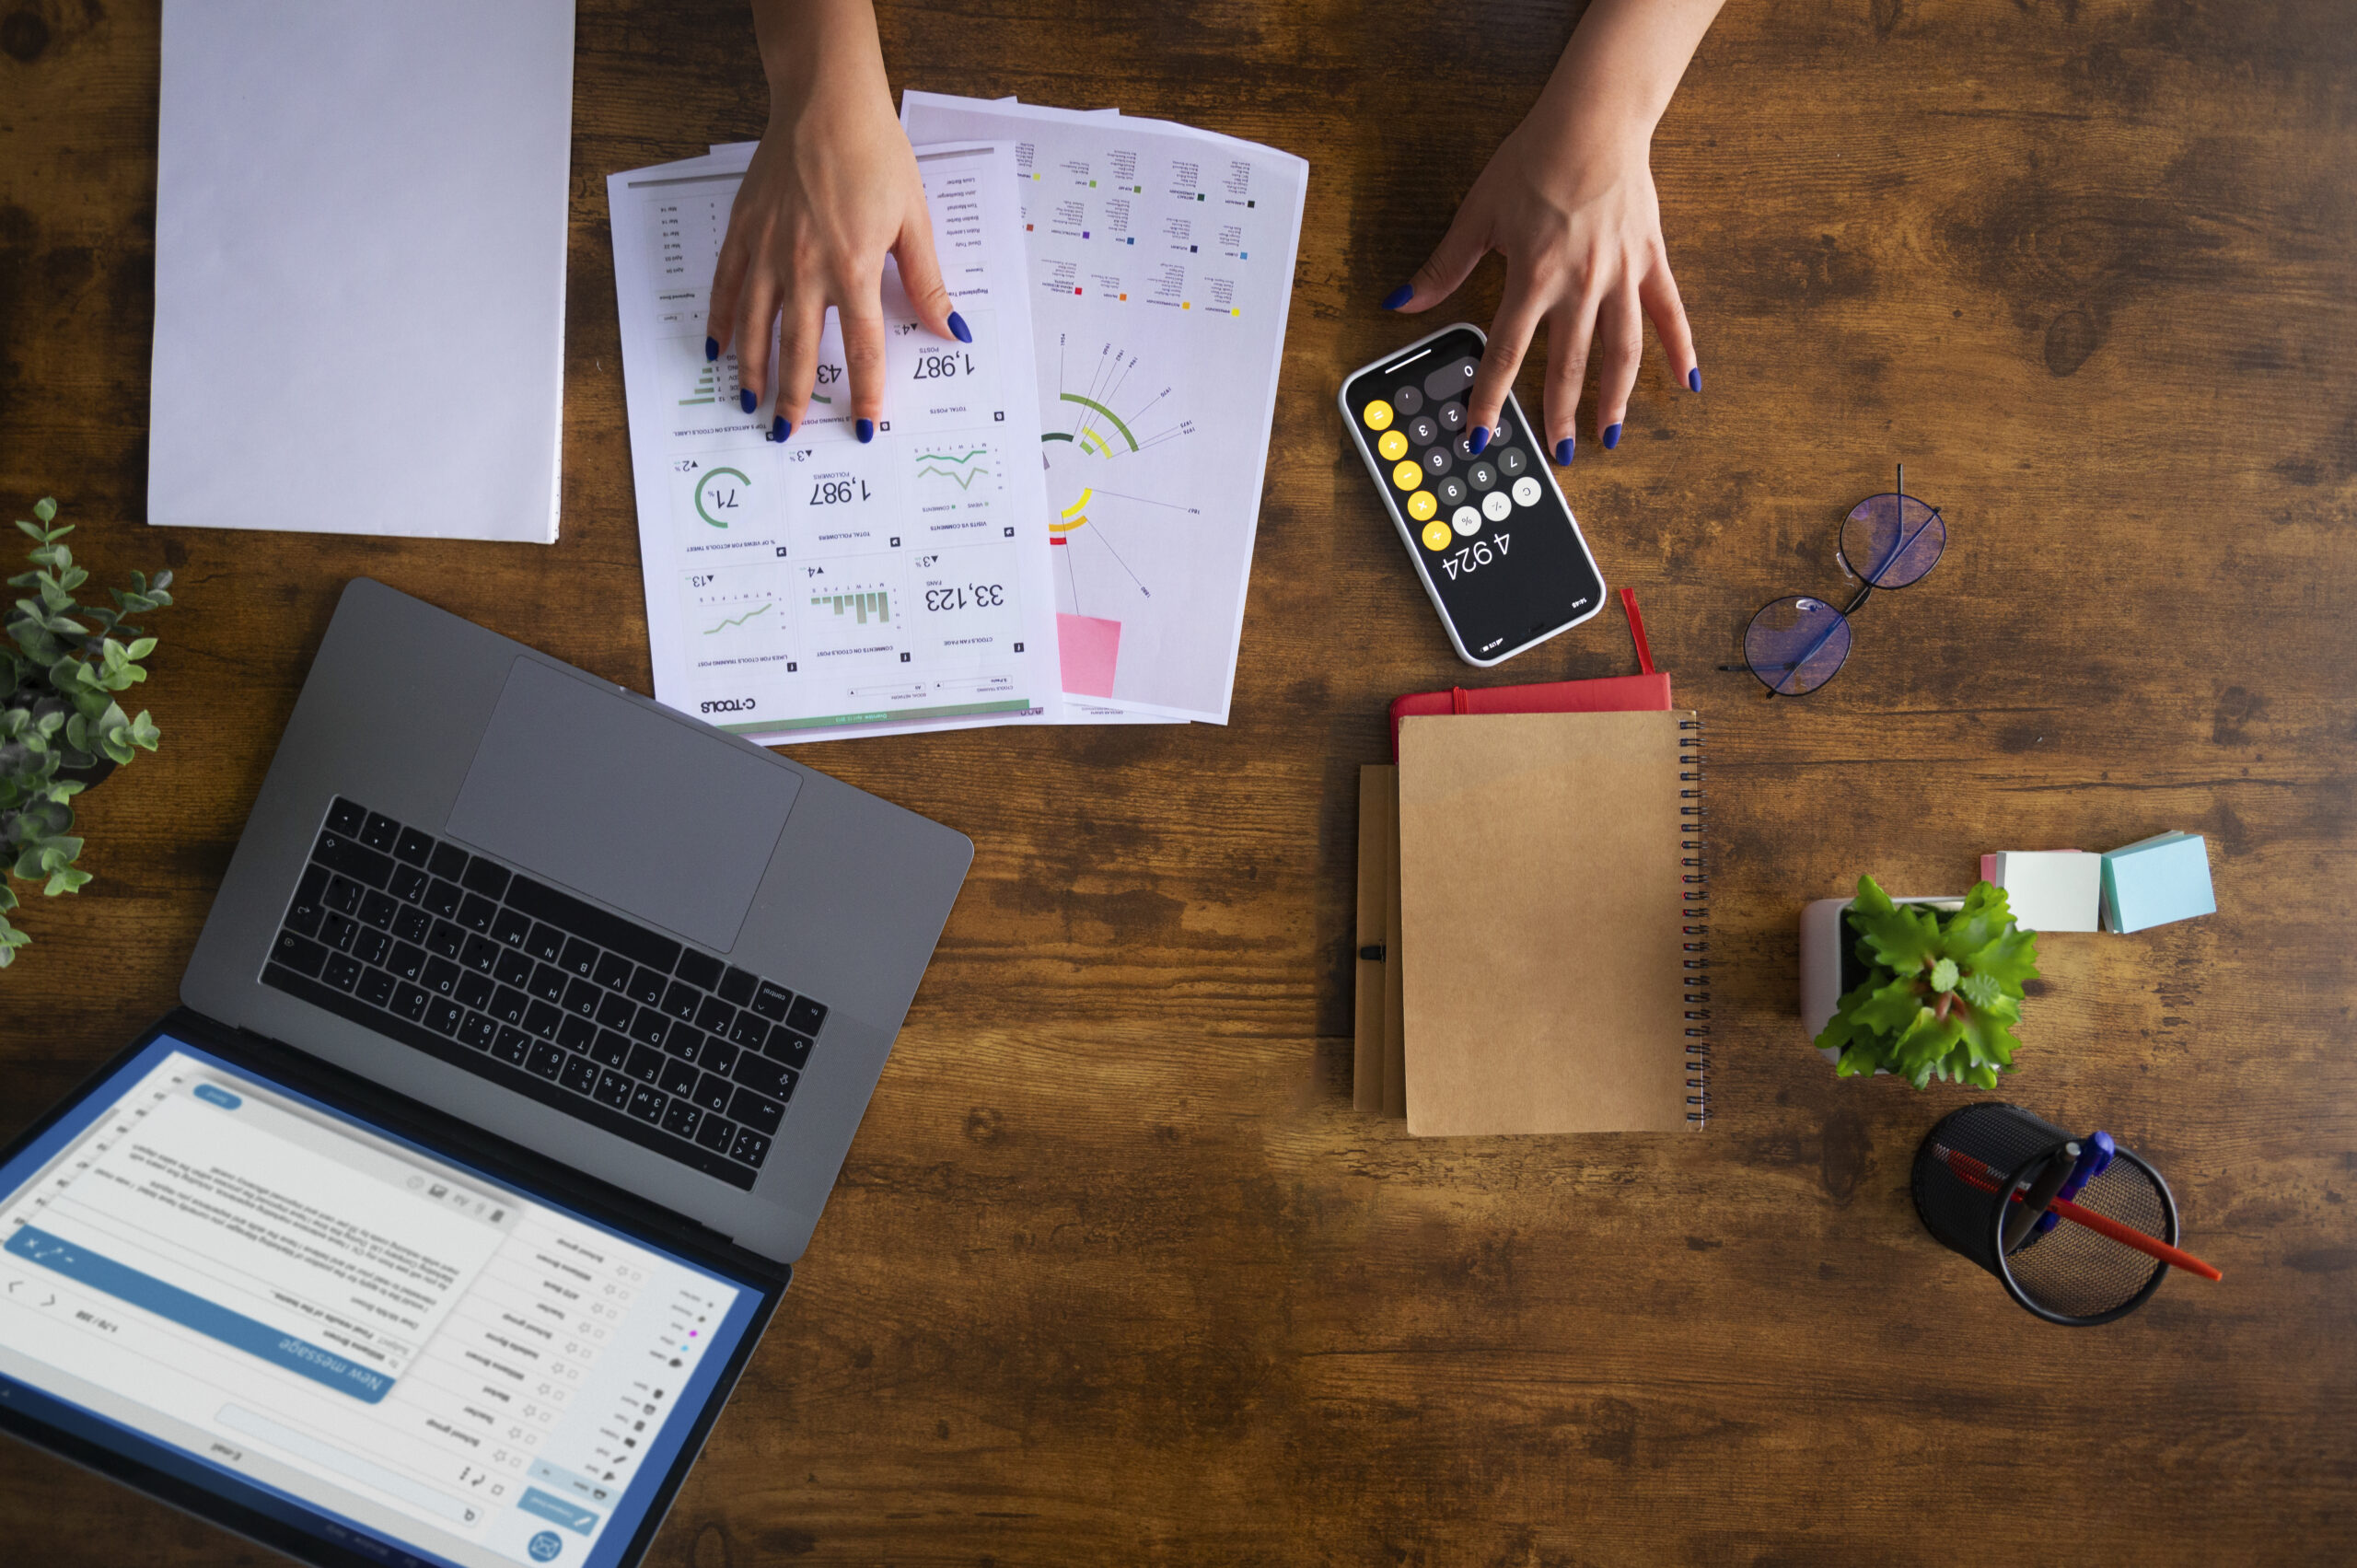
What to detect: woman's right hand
<box><xmin>706</xmin><ymin>0</ymin><xmax>963</xmax><ymax>445</ymax></box>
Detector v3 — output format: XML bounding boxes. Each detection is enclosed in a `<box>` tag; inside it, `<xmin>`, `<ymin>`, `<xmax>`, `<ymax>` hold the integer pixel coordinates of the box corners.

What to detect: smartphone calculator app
<box><xmin>1341</xmin><ymin>323</ymin><xmax>1605</xmax><ymax>666</ymax></box>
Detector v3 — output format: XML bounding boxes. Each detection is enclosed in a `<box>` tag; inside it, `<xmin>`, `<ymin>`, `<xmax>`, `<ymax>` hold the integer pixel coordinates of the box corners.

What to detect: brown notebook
<box><xmin>1395</xmin><ymin>710</ymin><xmax>1709</xmax><ymax>1134</ymax></box>
<box><xmin>1352</xmin><ymin>765</ymin><xmax>1394</xmax><ymax>1114</ymax></box>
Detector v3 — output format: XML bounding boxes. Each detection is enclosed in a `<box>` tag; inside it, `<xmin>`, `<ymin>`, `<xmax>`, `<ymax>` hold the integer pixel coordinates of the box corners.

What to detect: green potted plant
<box><xmin>2</xmin><ymin>497</ymin><xmax>175</xmax><ymax>966</ymax></box>
<box><xmin>1811</xmin><ymin>875</ymin><xmax>2041</xmax><ymax>1088</ymax></box>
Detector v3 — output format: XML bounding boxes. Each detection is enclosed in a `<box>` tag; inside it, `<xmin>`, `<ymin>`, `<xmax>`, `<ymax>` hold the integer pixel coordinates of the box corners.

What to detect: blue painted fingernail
<box><xmin>772</xmin><ymin>416</ymin><xmax>789</xmax><ymax>443</ymax></box>
<box><xmin>947</xmin><ymin>311</ymin><xmax>972</xmax><ymax>343</ymax></box>
<box><xmin>1554</xmin><ymin>436</ymin><xmax>1575</xmax><ymax>465</ymax></box>
<box><xmin>1603</xmin><ymin>423</ymin><xmax>1621</xmax><ymax>450</ymax></box>
<box><xmin>705</xmin><ymin>337</ymin><xmax>719</xmax><ymax>362</ymax></box>
<box><xmin>1467</xmin><ymin>425</ymin><xmax>1492</xmax><ymax>456</ymax></box>
<box><xmin>1688</xmin><ymin>366</ymin><xmax>1701</xmax><ymax>392</ymax></box>
<box><xmin>739</xmin><ymin>389</ymin><xmax>758</xmax><ymax>414</ymax></box>
<box><xmin>856</xmin><ymin>418</ymin><xmax>875</xmax><ymax>444</ymax></box>
<box><xmin>1380</xmin><ymin>285</ymin><xmax>1413</xmax><ymax>310</ymax></box>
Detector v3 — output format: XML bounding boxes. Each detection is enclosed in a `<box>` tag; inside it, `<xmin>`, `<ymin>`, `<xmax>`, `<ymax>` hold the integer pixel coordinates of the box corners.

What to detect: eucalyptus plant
<box><xmin>2</xmin><ymin>497</ymin><xmax>175</xmax><ymax>966</ymax></box>
<box><xmin>1816</xmin><ymin>874</ymin><xmax>2041</xmax><ymax>1088</ymax></box>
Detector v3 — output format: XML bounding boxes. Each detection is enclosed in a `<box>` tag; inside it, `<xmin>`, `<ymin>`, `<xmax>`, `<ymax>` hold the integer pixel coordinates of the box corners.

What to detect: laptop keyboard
<box><xmin>260</xmin><ymin>797</ymin><xmax>827</xmax><ymax>1192</ymax></box>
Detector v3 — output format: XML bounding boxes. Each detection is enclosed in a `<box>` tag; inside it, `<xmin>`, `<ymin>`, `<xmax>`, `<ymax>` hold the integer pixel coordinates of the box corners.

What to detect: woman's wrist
<box><xmin>755</xmin><ymin>0</ymin><xmax>888</xmax><ymax>107</ymax></box>
<box><xmin>1527</xmin><ymin>0</ymin><xmax>1724</xmax><ymax>160</ymax></box>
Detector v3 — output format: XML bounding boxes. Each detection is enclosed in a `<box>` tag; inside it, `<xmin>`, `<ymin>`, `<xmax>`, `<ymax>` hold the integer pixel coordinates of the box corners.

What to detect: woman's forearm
<box><xmin>751</xmin><ymin>0</ymin><xmax>888</xmax><ymax>106</ymax></box>
<box><xmin>1533</xmin><ymin>0</ymin><xmax>1726</xmax><ymax>154</ymax></box>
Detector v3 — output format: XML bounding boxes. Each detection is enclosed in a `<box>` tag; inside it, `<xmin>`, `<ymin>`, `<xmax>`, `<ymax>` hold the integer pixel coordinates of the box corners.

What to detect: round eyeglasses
<box><xmin>1732</xmin><ymin>464</ymin><xmax>1946</xmax><ymax>697</ymax></box>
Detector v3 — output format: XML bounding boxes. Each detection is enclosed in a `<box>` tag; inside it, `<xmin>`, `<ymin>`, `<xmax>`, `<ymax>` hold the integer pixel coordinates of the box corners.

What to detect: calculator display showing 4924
<box><xmin>1437</xmin><ymin>533</ymin><xmax>1509</xmax><ymax>582</ymax></box>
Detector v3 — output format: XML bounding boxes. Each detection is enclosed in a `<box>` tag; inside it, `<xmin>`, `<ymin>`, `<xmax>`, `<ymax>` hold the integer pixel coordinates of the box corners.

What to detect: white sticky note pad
<box><xmin>1992</xmin><ymin>850</ymin><xmax>2103</xmax><ymax>932</ymax></box>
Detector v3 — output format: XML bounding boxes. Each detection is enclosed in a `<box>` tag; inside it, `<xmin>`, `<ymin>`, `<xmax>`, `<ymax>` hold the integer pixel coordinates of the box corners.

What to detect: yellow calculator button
<box><xmin>1392</xmin><ymin>459</ymin><xmax>1423</xmax><ymax>491</ymax></box>
<box><xmin>1377</xmin><ymin>429</ymin><xmax>1409</xmax><ymax>461</ymax></box>
<box><xmin>1363</xmin><ymin>399</ymin><xmax>1395</xmax><ymax>431</ymax></box>
<box><xmin>1407</xmin><ymin>490</ymin><xmax>1439</xmax><ymax>522</ymax></box>
<box><xmin>1420</xmin><ymin>517</ymin><xmax>1452</xmax><ymax>550</ymax></box>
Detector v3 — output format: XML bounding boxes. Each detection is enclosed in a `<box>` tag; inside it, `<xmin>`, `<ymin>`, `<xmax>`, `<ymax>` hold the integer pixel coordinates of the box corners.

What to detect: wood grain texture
<box><xmin>4</xmin><ymin>0</ymin><xmax>2354</xmax><ymax>1562</ymax></box>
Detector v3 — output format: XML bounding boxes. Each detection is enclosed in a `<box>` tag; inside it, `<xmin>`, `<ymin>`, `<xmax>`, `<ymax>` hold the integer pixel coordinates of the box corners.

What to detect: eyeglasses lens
<box><xmin>1841</xmin><ymin>492</ymin><xmax>1945</xmax><ymax>588</ymax></box>
<box><xmin>1744</xmin><ymin>595</ymin><xmax>1852</xmax><ymax>695</ymax></box>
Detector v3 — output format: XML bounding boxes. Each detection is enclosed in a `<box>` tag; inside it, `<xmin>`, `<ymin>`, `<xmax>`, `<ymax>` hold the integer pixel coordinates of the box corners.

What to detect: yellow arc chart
<box><xmin>1039</xmin><ymin>338</ymin><xmax>1201</xmax><ymax>627</ymax></box>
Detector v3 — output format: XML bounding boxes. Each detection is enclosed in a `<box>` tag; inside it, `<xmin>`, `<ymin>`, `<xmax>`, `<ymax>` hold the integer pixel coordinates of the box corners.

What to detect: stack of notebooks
<box><xmin>1353</xmin><ymin>601</ymin><xmax>1710</xmax><ymax>1134</ymax></box>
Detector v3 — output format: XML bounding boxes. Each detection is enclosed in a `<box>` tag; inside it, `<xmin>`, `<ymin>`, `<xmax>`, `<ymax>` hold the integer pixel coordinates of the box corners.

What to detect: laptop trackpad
<box><xmin>445</xmin><ymin>657</ymin><xmax>799</xmax><ymax>952</ymax></box>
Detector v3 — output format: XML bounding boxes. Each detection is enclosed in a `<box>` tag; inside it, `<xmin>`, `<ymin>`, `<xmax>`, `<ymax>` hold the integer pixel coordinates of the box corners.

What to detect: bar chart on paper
<box><xmin>810</xmin><ymin>587</ymin><xmax>891</xmax><ymax>624</ymax></box>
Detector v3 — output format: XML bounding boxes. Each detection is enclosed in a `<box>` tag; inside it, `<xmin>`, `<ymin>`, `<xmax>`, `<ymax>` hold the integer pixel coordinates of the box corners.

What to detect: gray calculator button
<box><xmin>1392</xmin><ymin>386</ymin><xmax>1424</xmax><ymax>416</ymax></box>
<box><xmin>1422</xmin><ymin>446</ymin><xmax>1453</xmax><ymax>475</ymax></box>
<box><xmin>1452</xmin><ymin>505</ymin><xmax>1482</xmax><ymax>536</ymax></box>
<box><xmin>1497</xmin><ymin>447</ymin><xmax>1528</xmax><ymax>477</ymax></box>
<box><xmin>1468</xmin><ymin>461</ymin><xmax>1498</xmax><ymax>493</ymax></box>
<box><xmin>1407</xmin><ymin>414</ymin><xmax>1438</xmax><ymax>446</ymax></box>
<box><xmin>1436</xmin><ymin>401</ymin><xmax>1466</xmax><ymax>432</ymax></box>
<box><xmin>1452</xmin><ymin>430</ymin><xmax>1481</xmax><ymax>461</ymax></box>
<box><xmin>1511</xmin><ymin>475</ymin><xmax>1543</xmax><ymax>507</ymax></box>
<box><xmin>1481</xmin><ymin>490</ymin><xmax>1514</xmax><ymax>523</ymax></box>
<box><xmin>1436</xmin><ymin>475</ymin><xmax>1469</xmax><ymax>506</ymax></box>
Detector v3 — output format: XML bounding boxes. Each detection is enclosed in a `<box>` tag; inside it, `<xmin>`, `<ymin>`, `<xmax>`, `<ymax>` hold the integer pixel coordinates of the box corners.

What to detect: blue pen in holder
<box><xmin>1912</xmin><ymin>1106</ymin><xmax>2181</xmax><ymax>1327</ymax></box>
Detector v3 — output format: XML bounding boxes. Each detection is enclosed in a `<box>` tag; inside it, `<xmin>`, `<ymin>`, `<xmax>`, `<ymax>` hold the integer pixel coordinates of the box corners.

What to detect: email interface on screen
<box><xmin>0</xmin><ymin>1037</ymin><xmax>763</xmax><ymax>1568</ymax></box>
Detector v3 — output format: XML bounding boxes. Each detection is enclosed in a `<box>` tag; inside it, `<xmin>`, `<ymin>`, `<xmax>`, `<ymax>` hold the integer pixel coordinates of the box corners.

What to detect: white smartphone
<box><xmin>1340</xmin><ymin>321</ymin><xmax>1608</xmax><ymax>666</ymax></box>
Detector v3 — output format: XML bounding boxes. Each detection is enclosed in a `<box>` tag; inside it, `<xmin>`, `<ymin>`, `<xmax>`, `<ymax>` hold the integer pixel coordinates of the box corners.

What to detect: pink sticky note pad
<box><xmin>1058</xmin><ymin>613</ymin><xmax>1120</xmax><ymax>698</ymax></box>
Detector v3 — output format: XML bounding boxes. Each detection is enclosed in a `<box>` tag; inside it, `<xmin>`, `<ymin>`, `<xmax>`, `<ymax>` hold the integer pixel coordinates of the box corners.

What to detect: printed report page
<box><xmin>901</xmin><ymin>94</ymin><xmax>1310</xmax><ymax>725</ymax></box>
<box><xmin>608</xmin><ymin>139</ymin><xmax>1063</xmax><ymax>744</ymax></box>
<box><xmin>0</xmin><ymin>1044</ymin><xmax>762</xmax><ymax>1568</ymax></box>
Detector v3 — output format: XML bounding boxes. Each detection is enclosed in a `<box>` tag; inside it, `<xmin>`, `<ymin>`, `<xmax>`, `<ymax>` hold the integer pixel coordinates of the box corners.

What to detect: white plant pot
<box><xmin>1801</xmin><ymin>894</ymin><xmax>1964</xmax><ymax>1065</ymax></box>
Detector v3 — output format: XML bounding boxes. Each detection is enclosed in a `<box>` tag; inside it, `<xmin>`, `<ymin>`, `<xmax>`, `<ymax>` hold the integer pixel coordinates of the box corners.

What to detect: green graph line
<box><xmin>914</xmin><ymin>448</ymin><xmax>989</xmax><ymax>464</ymax></box>
<box><xmin>1056</xmin><ymin>392</ymin><xmax>1139</xmax><ymax>451</ymax></box>
<box><xmin>915</xmin><ymin>465</ymin><xmax>992</xmax><ymax>489</ymax></box>
<box><xmin>1041</xmin><ymin>432</ymin><xmax>1074</xmax><ymax>443</ymax></box>
<box><xmin>702</xmin><ymin>602</ymin><xmax>772</xmax><ymax>634</ymax></box>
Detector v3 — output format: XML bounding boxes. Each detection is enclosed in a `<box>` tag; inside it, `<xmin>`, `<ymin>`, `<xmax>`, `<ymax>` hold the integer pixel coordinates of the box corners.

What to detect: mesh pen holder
<box><xmin>1912</xmin><ymin>1104</ymin><xmax>2179</xmax><ymax>1326</ymax></box>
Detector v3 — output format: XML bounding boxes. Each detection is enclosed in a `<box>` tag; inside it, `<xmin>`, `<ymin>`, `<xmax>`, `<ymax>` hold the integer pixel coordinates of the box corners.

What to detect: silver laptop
<box><xmin>0</xmin><ymin>579</ymin><xmax>970</xmax><ymax>1568</ymax></box>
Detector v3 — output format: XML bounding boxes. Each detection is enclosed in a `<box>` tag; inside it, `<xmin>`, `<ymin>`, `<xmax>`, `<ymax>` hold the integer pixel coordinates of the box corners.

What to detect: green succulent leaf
<box><xmin>1855</xmin><ymin>975</ymin><xmax>1931</xmax><ymax>1036</ymax></box>
<box><xmin>31</xmin><ymin>497</ymin><xmax>56</xmax><ymax>523</ymax></box>
<box><xmin>1969</xmin><ymin>925</ymin><xmax>2041</xmax><ymax>989</ymax></box>
<box><xmin>1942</xmin><ymin>880</ymin><xmax>2014</xmax><ymax>960</ymax></box>
<box><xmin>1814</xmin><ymin>981</ymin><xmax>1876</xmax><ymax>1058</ymax></box>
<box><xmin>1958</xmin><ymin>970</ymin><xmax>2006</xmax><ymax>1011</ymax></box>
<box><xmin>1820</xmin><ymin>874</ymin><xmax>2041</xmax><ymax>1090</ymax></box>
<box><xmin>1847</xmin><ymin>874</ymin><xmax>1943</xmax><ymax>975</ymax></box>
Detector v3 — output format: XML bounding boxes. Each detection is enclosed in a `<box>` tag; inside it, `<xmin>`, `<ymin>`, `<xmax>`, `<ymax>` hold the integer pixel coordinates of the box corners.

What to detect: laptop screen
<box><xmin>0</xmin><ymin>1028</ymin><xmax>772</xmax><ymax>1568</ymax></box>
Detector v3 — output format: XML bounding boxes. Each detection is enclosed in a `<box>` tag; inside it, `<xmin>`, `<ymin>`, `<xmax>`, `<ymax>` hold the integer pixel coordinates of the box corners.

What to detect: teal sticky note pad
<box><xmin>2101</xmin><ymin>833</ymin><xmax>2215</xmax><ymax>933</ymax></box>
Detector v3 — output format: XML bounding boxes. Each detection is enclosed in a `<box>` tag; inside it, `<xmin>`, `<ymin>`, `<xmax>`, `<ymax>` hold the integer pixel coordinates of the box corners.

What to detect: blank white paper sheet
<box><xmin>149</xmin><ymin>1</ymin><xmax>575</xmax><ymax>541</ymax></box>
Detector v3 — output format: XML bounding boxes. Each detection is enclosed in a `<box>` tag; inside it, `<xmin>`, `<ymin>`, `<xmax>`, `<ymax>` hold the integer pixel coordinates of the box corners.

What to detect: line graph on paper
<box><xmin>1039</xmin><ymin>337</ymin><xmax>1202</xmax><ymax>695</ymax></box>
<box><xmin>702</xmin><ymin>602</ymin><xmax>772</xmax><ymax>635</ymax></box>
<box><xmin>913</xmin><ymin>444</ymin><xmax>996</xmax><ymax>494</ymax></box>
<box><xmin>681</xmin><ymin>563</ymin><xmax>784</xmax><ymax>663</ymax></box>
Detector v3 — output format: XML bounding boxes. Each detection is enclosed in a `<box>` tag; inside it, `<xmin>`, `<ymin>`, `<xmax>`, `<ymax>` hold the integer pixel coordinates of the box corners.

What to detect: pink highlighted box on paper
<box><xmin>1058</xmin><ymin>613</ymin><xmax>1121</xmax><ymax>698</ymax></box>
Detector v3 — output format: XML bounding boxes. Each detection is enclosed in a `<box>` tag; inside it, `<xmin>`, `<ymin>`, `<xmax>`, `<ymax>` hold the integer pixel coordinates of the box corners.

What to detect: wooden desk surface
<box><xmin>4</xmin><ymin>1</ymin><xmax>2353</xmax><ymax>1562</ymax></box>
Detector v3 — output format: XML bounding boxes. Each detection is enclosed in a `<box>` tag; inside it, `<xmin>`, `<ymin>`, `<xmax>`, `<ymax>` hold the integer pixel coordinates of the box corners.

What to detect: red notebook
<box><xmin>1387</xmin><ymin>589</ymin><xmax>1673</xmax><ymax>758</ymax></box>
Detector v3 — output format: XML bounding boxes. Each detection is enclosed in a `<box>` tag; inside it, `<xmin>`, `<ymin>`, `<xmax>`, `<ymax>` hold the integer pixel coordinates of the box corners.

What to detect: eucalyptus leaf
<box><xmin>0</xmin><ymin>495</ymin><xmax>178</xmax><ymax>965</ymax></box>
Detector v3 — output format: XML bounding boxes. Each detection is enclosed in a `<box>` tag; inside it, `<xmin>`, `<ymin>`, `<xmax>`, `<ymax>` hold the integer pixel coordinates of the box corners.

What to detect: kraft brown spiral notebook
<box><xmin>1393</xmin><ymin>710</ymin><xmax>1709</xmax><ymax>1135</ymax></box>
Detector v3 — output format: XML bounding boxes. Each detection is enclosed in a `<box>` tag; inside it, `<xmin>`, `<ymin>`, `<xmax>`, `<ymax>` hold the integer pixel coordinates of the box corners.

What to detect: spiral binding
<box><xmin>1679</xmin><ymin>717</ymin><xmax>1710</xmax><ymax>1127</ymax></box>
